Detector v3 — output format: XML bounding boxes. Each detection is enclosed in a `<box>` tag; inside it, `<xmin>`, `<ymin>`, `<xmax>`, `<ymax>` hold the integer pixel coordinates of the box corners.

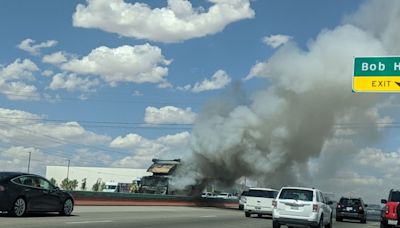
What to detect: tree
<box><xmin>81</xmin><ymin>178</ymin><xmax>87</xmax><ymax>191</ymax></box>
<box><xmin>60</xmin><ymin>178</ymin><xmax>79</xmax><ymax>191</ymax></box>
<box><xmin>49</xmin><ymin>177</ymin><xmax>58</xmax><ymax>187</ymax></box>
<box><xmin>92</xmin><ymin>178</ymin><xmax>102</xmax><ymax>191</ymax></box>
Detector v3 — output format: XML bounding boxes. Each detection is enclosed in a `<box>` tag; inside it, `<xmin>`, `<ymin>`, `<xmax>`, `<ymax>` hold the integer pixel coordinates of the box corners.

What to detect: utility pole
<box><xmin>66</xmin><ymin>159</ymin><xmax>70</xmax><ymax>180</ymax></box>
<box><xmin>27</xmin><ymin>151</ymin><xmax>31</xmax><ymax>173</ymax></box>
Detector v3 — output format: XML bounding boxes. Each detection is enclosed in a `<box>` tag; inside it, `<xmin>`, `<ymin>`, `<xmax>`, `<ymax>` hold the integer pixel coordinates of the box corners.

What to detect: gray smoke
<box><xmin>171</xmin><ymin>0</ymin><xmax>399</xmax><ymax>192</ymax></box>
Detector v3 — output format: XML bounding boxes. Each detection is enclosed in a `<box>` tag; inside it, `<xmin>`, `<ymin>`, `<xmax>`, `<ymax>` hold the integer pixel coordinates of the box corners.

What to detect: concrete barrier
<box><xmin>69</xmin><ymin>191</ymin><xmax>239</xmax><ymax>209</ymax></box>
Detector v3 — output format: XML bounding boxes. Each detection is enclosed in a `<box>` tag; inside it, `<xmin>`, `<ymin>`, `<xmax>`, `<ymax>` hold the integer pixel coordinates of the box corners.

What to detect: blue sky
<box><xmin>2</xmin><ymin>0</ymin><xmax>400</xmax><ymax>202</ymax></box>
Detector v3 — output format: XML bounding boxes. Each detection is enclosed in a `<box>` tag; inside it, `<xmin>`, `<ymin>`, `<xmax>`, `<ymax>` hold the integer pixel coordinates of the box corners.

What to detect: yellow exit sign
<box><xmin>353</xmin><ymin>56</ymin><xmax>400</xmax><ymax>92</ymax></box>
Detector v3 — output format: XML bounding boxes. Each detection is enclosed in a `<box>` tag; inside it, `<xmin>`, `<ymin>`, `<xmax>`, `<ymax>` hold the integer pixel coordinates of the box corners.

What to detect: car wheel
<box><xmin>380</xmin><ymin>221</ymin><xmax>387</xmax><ymax>228</ymax></box>
<box><xmin>59</xmin><ymin>198</ymin><xmax>74</xmax><ymax>216</ymax></box>
<box><xmin>245</xmin><ymin>212</ymin><xmax>251</xmax><ymax>217</ymax></box>
<box><xmin>335</xmin><ymin>216</ymin><xmax>342</xmax><ymax>222</ymax></box>
<box><xmin>361</xmin><ymin>218</ymin><xmax>367</xmax><ymax>223</ymax></box>
<box><xmin>11</xmin><ymin>197</ymin><xmax>26</xmax><ymax>217</ymax></box>
<box><xmin>257</xmin><ymin>214</ymin><xmax>262</xmax><ymax>218</ymax></box>
<box><xmin>272</xmin><ymin>220</ymin><xmax>281</xmax><ymax>228</ymax></box>
<box><xmin>311</xmin><ymin>216</ymin><xmax>323</xmax><ymax>228</ymax></box>
<box><xmin>325</xmin><ymin>214</ymin><xmax>332</xmax><ymax>228</ymax></box>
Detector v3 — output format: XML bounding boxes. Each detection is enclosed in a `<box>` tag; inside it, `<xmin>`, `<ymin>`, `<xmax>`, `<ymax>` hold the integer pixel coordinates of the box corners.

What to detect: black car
<box><xmin>0</xmin><ymin>172</ymin><xmax>74</xmax><ymax>216</ymax></box>
<box><xmin>336</xmin><ymin>197</ymin><xmax>367</xmax><ymax>223</ymax></box>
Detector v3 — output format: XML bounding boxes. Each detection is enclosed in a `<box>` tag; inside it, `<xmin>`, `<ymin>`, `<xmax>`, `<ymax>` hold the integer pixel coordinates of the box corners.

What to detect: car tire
<box><xmin>361</xmin><ymin>218</ymin><xmax>367</xmax><ymax>223</ymax></box>
<box><xmin>325</xmin><ymin>214</ymin><xmax>332</xmax><ymax>228</ymax></box>
<box><xmin>245</xmin><ymin>212</ymin><xmax>251</xmax><ymax>217</ymax></box>
<box><xmin>257</xmin><ymin>214</ymin><xmax>262</xmax><ymax>218</ymax></box>
<box><xmin>311</xmin><ymin>216</ymin><xmax>323</xmax><ymax>228</ymax></box>
<box><xmin>10</xmin><ymin>197</ymin><xmax>27</xmax><ymax>217</ymax></box>
<box><xmin>272</xmin><ymin>220</ymin><xmax>281</xmax><ymax>228</ymax></box>
<box><xmin>380</xmin><ymin>221</ymin><xmax>388</xmax><ymax>228</ymax></box>
<box><xmin>59</xmin><ymin>198</ymin><xmax>74</xmax><ymax>216</ymax></box>
<box><xmin>336</xmin><ymin>216</ymin><xmax>342</xmax><ymax>222</ymax></box>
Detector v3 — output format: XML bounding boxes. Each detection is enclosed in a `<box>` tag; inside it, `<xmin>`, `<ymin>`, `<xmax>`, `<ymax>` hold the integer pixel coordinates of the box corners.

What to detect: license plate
<box><xmin>346</xmin><ymin>207</ymin><xmax>352</xmax><ymax>211</ymax></box>
<box><xmin>388</xmin><ymin>220</ymin><xmax>397</xmax><ymax>225</ymax></box>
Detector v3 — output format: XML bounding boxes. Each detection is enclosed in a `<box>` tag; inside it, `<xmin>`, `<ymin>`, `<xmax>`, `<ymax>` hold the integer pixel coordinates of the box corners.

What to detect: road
<box><xmin>0</xmin><ymin>206</ymin><xmax>380</xmax><ymax>228</ymax></box>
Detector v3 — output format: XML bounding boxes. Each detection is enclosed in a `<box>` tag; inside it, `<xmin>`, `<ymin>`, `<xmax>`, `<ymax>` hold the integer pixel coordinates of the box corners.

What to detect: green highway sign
<box><xmin>353</xmin><ymin>56</ymin><xmax>400</xmax><ymax>92</ymax></box>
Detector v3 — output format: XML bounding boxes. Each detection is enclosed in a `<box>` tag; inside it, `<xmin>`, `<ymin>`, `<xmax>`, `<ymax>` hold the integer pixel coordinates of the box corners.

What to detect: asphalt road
<box><xmin>0</xmin><ymin>206</ymin><xmax>381</xmax><ymax>228</ymax></box>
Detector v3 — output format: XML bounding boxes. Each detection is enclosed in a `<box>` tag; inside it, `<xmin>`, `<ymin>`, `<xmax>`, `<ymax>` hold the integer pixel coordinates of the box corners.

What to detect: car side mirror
<box><xmin>381</xmin><ymin>199</ymin><xmax>387</xmax><ymax>204</ymax></box>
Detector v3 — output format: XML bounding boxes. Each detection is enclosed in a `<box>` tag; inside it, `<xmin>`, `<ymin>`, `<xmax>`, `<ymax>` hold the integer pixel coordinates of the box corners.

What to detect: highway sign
<box><xmin>353</xmin><ymin>56</ymin><xmax>400</xmax><ymax>92</ymax></box>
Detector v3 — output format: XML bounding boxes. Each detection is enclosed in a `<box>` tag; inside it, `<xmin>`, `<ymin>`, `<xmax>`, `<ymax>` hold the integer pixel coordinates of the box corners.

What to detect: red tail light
<box><xmin>272</xmin><ymin>200</ymin><xmax>277</xmax><ymax>208</ymax></box>
<box><xmin>359</xmin><ymin>206</ymin><xmax>363</xmax><ymax>211</ymax></box>
<box><xmin>312</xmin><ymin>204</ymin><xmax>319</xmax><ymax>212</ymax></box>
<box><xmin>0</xmin><ymin>185</ymin><xmax>5</xmax><ymax>192</ymax></box>
<box><xmin>336</xmin><ymin>204</ymin><xmax>341</xmax><ymax>208</ymax></box>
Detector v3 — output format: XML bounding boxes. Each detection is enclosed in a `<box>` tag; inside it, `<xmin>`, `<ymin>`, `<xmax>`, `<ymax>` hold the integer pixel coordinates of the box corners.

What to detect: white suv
<box><xmin>272</xmin><ymin>187</ymin><xmax>333</xmax><ymax>228</ymax></box>
<box><xmin>244</xmin><ymin>188</ymin><xmax>278</xmax><ymax>217</ymax></box>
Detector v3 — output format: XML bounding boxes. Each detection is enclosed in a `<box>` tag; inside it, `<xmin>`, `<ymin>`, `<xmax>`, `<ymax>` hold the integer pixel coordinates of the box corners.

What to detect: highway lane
<box><xmin>0</xmin><ymin>206</ymin><xmax>381</xmax><ymax>228</ymax></box>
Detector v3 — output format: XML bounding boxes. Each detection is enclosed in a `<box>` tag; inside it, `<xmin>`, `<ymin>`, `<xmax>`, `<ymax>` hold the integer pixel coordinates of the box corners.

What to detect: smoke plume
<box><xmin>172</xmin><ymin>0</ymin><xmax>399</xmax><ymax>193</ymax></box>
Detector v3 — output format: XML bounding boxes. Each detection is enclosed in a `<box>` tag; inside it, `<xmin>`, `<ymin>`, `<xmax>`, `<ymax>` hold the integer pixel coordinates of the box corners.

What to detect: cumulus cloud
<box><xmin>144</xmin><ymin>106</ymin><xmax>197</xmax><ymax>124</ymax></box>
<box><xmin>61</xmin><ymin>44</ymin><xmax>171</xmax><ymax>87</ymax></box>
<box><xmin>0</xmin><ymin>108</ymin><xmax>111</xmax><ymax>148</ymax></box>
<box><xmin>49</xmin><ymin>73</ymin><xmax>100</xmax><ymax>92</ymax></box>
<box><xmin>42</xmin><ymin>51</ymin><xmax>68</xmax><ymax>64</ymax></box>
<box><xmin>110</xmin><ymin>131</ymin><xmax>190</xmax><ymax>168</ymax></box>
<box><xmin>0</xmin><ymin>59</ymin><xmax>40</xmax><ymax>100</ymax></box>
<box><xmin>263</xmin><ymin>34</ymin><xmax>292</xmax><ymax>48</ymax></box>
<box><xmin>17</xmin><ymin>38</ymin><xmax>58</xmax><ymax>56</ymax></box>
<box><xmin>179</xmin><ymin>70</ymin><xmax>231</xmax><ymax>93</ymax></box>
<box><xmin>73</xmin><ymin>0</ymin><xmax>255</xmax><ymax>43</ymax></box>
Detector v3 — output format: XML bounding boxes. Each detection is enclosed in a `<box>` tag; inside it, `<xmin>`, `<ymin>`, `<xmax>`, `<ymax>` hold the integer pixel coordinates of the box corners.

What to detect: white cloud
<box><xmin>42</xmin><ymin>70</ymin><xmax>54</xmax><ymax>77</ymax></box>
<box><xmin>144</xmin><ymin>106</ymin><xmax>197</xmax><ymax>124</ymax></box>
<box><xmin>17</xmin><ymin>38</ymin><xmax>58</xmax><ymax>56</ymax></box>
<box><xmin>49</xmin><ymin>73</ymin><xmax>100</xmax><ymax>92</ymax></box>
<box><xmin>263</xmin><ymin>34</ymin><xmax>292</xmax><ymax>48</ymax></box>
<box><xmin>185</xmin><ymin>70</ymin><xmax>231</xmax><ymax>93</ymax></box>
<box><xmin>73</xmin><ymin>0</ymin><xmax>255</xmax><ymax>43</ymax></box>
<box><xmin>0</xmin><ymin>59</ymin><xmax>40</xmax><ymax>100</ymax></box>
<box><xmin>0</xmin><ymin>108</ymin><xmax>111</xmax><ymax>148</ymax></box>
<box><xmin>110</xmin><ymin>131</ymin><xmax>190</xmax><ymax>168</ymax></box>
<box><xmin>61</xmin><ymin>44</ymin><xmax>171</xmax><ymax>87</ymax></box>
<box><xmin>42</xmin><ymin>51</ymin><xmax>68</xmax><ymax>64</ymax></box>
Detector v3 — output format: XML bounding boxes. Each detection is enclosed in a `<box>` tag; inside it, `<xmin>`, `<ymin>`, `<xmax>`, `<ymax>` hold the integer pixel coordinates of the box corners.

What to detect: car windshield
<box><xmin>339</xmin><ymin>198</ymin><xmax>361</xmax><ymax>206</ymax></box>
<box><xmin>279</xmin><ymin>189</ymin><xmax>313</xmax><ymax>201</ymax></box>
<box><xmin>389</xmin><ymin>191</ymin><xmax>400</xmax><ymax>202</ymax></box>
<box><xmin>247</xmin><ymin>190</ymin><xmax>277</xmax><ymax>198</ymax></box>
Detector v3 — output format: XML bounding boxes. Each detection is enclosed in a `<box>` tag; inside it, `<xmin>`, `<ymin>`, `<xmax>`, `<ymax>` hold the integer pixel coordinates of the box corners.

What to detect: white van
<box><xmin>244</xmin><ymin>188</ymin><xmax>278</xmax><ymax>217</ymax></box>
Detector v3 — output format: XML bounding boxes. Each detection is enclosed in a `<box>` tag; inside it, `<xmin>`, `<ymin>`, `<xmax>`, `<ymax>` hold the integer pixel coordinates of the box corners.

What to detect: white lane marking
<box><xmin>66</xmin><ymin>220</ymin><xmax>113</xmax><ymax>225</ymax></box>
<box><xmin>200</xmin><ymin>215</ymin><xmax>217</xmax><ymax>218</ymax></box>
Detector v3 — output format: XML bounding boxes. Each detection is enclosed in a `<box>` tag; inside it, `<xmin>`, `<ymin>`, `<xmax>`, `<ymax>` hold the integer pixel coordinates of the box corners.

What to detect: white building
<box><xmin>46</xmin><ymin>166</ymin><xmax>150</xmax><ymax>191</ymax></box>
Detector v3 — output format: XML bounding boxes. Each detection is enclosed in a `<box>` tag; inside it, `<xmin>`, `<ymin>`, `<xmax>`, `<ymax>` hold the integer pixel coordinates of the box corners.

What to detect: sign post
<box><xmin>353</xmin><ymin>56</ymin><xmax>400</xmax><ymax>92</ymax></box>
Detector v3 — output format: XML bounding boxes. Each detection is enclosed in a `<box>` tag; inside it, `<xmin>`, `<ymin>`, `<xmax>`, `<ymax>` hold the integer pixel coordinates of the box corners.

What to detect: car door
<box><xmin>33</xmin><ymin>176</ymin><xmax>61</xmax><ymax>211</ymax></box>
<box><xmin>17</xmin><ymin>175</ymin><xmax>44</xmax><ymax>211</ymax></box>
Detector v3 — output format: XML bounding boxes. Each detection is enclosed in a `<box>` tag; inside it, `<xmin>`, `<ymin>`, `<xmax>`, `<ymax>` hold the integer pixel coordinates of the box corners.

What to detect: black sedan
<box><xmin>0</xmin><ymin>172</ymin><xmax>74</xmax><ymax>216</ymax></box>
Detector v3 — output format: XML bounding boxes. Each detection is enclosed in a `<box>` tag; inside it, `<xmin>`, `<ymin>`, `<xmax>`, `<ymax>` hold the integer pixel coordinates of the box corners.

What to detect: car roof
<box><xmin>249</xmin><ymin>187</ymin><xmax>278</xmax><ymax>191</ymax></box>
<box><xmin>280</xmin><ymin>187</ymin><xmax>317</xmax><ymax>191</ymax></box>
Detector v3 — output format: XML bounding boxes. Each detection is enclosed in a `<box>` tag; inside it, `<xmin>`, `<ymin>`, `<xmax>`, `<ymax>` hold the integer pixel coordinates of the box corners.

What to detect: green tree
<box><xmin>92</xmin><ymin>179</ymin><xmax>102</xmax><ymax>191</ymax></box>
<box><xmin>81</xmin><ymin>178</ymin><xmax>87</xmax><ymax>191</ymax></box>
<box><xmin>60</xmin><ymin>178</ymin><xmax>79</xmax><ymax>191</ymax></box>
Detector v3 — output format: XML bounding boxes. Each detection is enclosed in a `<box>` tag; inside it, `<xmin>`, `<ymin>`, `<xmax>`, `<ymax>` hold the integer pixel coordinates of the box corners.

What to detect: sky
<box><xmin>1</xmin><ymin>0</ymin><xmax>400</xmax><ymax>203</ymax></box>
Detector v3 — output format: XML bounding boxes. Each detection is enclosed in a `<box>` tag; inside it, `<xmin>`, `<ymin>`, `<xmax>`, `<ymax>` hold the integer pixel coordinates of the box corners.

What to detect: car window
<box><xmin>279</xmin><ymin>189</ymin><xmax>313</xmax><ymax>201</ymax></box>
<box><xmin>34</xmin><ymin>177</ymin><xmax>52</xmax><ymax>190</ymax></box>
<box><xmin>17</xmin><ymin>176</ymin><xmax>35</xmax><ymax>187</ymax></box>
<box><xmin>339</xmin><ymin>198</ymin><xmax>361</xmax><ymax>206</ymax></box>
<box><xmin>247</xmin><ymin>190</ymin><xmax>277</xmax><ymax>198</ymax></box>
<box><xmin>316</xmin><ymin>192</ymin><xmax>320</xmax><ymax>202</ymax></box>
<box><xmin>389</xmin><ymin>191</ymin><xmax>400</xmax><ymax>202</ymax></box>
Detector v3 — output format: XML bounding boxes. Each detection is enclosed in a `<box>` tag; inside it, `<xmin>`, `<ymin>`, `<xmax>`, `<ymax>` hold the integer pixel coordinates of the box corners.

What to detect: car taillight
<box><xmin>384</xmin><ymin>205</ymin><xmax>389</xmax><ymax>214</ymax></box>
<box><xmin>0</xmin><ymin>185</ymin><xmax>5</xmax><ymax>192</ymax></box>
<box><xmin>312</xmin><ymin>204</ymin><xmax>319</xmax><ymax>212</ymax></box>
<box><xmin>359</xmin><ymin>206</ymin><xmax>363</xmax><ymax>211</ymax></box>
<box><xmin>272</xmin><ymin>200</ymin><xmax>277</xmax><ymax>208</ymax></box>
<box><xmin>336</xmin><ymin>204</ymin><xmax>341</xmax><ymax>208</ymax></box>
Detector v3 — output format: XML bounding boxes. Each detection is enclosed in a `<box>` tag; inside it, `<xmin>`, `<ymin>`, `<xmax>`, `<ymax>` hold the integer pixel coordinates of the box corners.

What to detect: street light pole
<box><xmin>27</xmin><ymin>151</ymin><xmax>31</xmax><ymax>173</ymax></box>
<box><xmin>67</xmin><ymin>159</ymin><xmax>70</xmax><ymax>180</ymax></box>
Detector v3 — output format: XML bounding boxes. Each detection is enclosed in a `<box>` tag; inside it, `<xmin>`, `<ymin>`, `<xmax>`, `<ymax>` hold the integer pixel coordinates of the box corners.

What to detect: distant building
<box><xmin>46</xmin><ymin>166</ymin><xmax>150</xmax><ymax>191</ymax></box>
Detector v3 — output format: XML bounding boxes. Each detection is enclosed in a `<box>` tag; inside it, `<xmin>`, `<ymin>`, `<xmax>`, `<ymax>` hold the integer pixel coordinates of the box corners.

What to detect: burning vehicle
<box><xmin>138</xmin><ymin>159</ymin><xmax>181</xmax><ymax>195</ymax></box>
